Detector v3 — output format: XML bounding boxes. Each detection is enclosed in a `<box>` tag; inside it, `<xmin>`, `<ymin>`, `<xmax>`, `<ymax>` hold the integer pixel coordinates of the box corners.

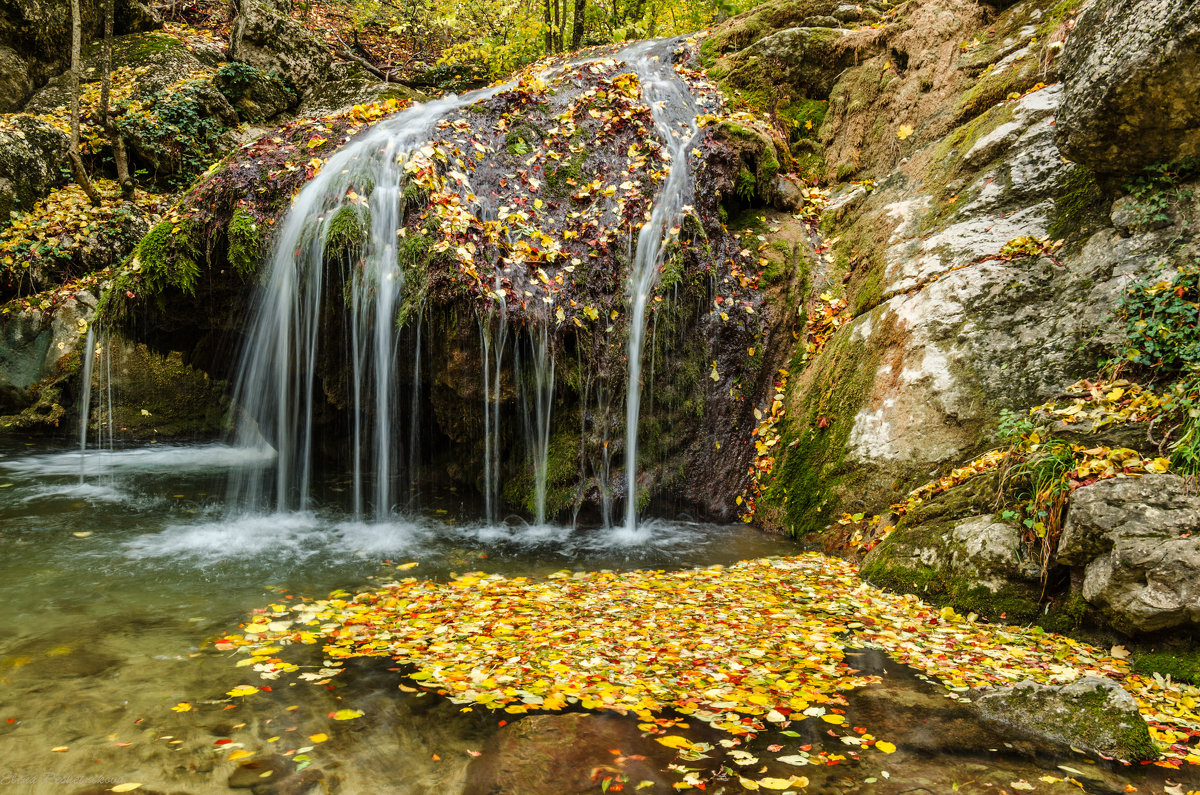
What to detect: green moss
<box><xmin>132</xmin><ymin>218</ymin><xmax>200</xmax><ymax>297</ymax></box>
<box><xmin>762</xmin><ymin>313</ymin><xmax>885</xmax><ymax>534</ymax></box>
<box><xmin>1048</xmin><ymin>166</ymin><xmax>1105</xmax><ymax>241</ymax></box>
<box><xmin>226</xmin><ymin>208</ymin><xmax>263</xmax><ymax>276</ymax></box>
<box><xmin>545</xmin><ymin>150</ymin><xmax>586</xmax><ymax>199</ymax></box>
<box><xmin>325</xmin><ymin>205</ymin><xmax>368</xmax><ymax>260</ymax></box>
<box><xmin>1039</xmin><ymin>592</ymin><xmax>1088</xmax><ymax>634</ymax></box>
<box><xmin>735</xmin><ymin>167</ymin><xmax>758</xmax><ymax>202</ymax></box>
<box><xmin>1131</xmin><ymin>648</ymin><xmax>1200</xmax><ymax>686</ymax></box>
<box><xmin>860</xmin><ymin>552</ymin><xmax>1043</xmax><ymax>624</ymax></box>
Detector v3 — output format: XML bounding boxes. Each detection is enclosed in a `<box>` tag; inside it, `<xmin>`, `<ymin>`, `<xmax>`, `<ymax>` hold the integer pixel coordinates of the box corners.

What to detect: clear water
<box><xmin>0</xmin><ymin>442</ymin><xmax>1193</xmax><ymax>794</ymax></box>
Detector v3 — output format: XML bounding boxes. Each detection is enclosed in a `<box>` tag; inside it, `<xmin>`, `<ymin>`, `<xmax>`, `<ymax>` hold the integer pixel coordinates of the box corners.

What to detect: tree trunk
<box><xmin>101</xmin><ymin>0</ymin><xmax>133</xmax><ymax>198</ymax></box>
<box><xmin>69</xmin><ymin>0</ymin><xmax>102</xmax><ymax>206</ymax></box>
<box><xmin>544</xmin><ymin>0</ymin><xmax>553</xmax><ymax>55</ymax></box>
<box><xmin>572</xmin><ymin>0</ymin><xmax>586</xmax><ymax>49</ymax></box>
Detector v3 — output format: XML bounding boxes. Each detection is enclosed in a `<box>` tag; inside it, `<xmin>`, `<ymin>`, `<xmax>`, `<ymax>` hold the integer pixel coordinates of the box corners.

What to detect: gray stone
<box><xmin>1109</xmin><ymin>193</ymin><xmax>1172</xmax><ymax>234</ymax></box>
<box><xmin>800</xmin><ymin>15</ymin><xmax>841</xmax><ymax>27</ymax></box>
<box><xmin>971</xmin><ymin>677</ymin><xmax>1155</xmax><ymax>761</ymax></box>
<box><xmin>0</xmin><ymin>291</ymin><xmax>94</xmax><ymax>413</ymax></box>
<box><xmin>0</xmin><ymin>114</ymin><xmax>70</xmax><ymax>220</ymax></box>
<box><xmin>832</xmin><ymin>4</ymin><xmax>861</xmax><ymax>22</ymax></box>
<box><xmin>721</xmin><ymin>26</ymin><xmax>863</xmax><ymax>98</ymax></box>
<box><xmin>296</xmin><ymin>63</ymin><xmax>425</xmax><ymax>118</ymax></box>
<box><xmin>230</xmin><ymin>0</ymin><xmax>332</xmax><ymax>97</ymax></box>
<box><xmin>0</xmin><ymin>44</ymin><xmax>34</xmax><ymax>111</ymax></box>
<box><xmin>1059</xmin><ymin>474</ymin><xmax>1200</xmax><ymax>633</ymax></box>
<box><xmin>770</xmin><ymin>173</ymin><xmax>808</xmax><ymax>211</ymax></box>
<box><xmin>1057</xmin><ymin>0</ymin><xmax>1200</xmax><ymax>174</ymax></box>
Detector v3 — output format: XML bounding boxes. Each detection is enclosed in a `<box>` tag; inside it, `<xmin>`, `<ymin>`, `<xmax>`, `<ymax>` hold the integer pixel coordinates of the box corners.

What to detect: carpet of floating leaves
<box><xmin>219</xmin><ymin>553</ymin><xmax>1200</xmax><ymax>771</ymax></box>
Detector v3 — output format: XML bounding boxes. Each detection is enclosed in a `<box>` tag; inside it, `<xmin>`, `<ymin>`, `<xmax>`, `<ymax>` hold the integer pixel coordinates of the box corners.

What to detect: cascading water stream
<box><xmin>225</xmin><ymin>38</ymin><xmax>698</xmax><ymax>528</ymax></box>
<box><xmin>226</xmin><ymin>91</ymin><xmax>504</xmax><ymax>519</ymax></box>
<box><xmin>78</xmin><ymin>327</ymin><xmax>95</xmax><ymax>483</ymax></box>
<box><xmin>622</xmin><ymin>42</ymin><xmax>701</xmax><ymax>532</ymax></box>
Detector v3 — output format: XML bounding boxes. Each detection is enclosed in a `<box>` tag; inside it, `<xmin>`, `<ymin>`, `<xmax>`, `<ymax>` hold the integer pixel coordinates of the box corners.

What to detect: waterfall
<box><xmin>622</xmin><ymin>44</ymin><xmax>701</xmax><ymax>531</ymax></box>
<box><xmin>226</xmin><ymin>92</ymin><xmax>501</xmax><ymax>519</ymax></box>
<box><xmin>479</xmin><ymin>310</ymin><xmax>508</xmax><ymax>524</ymax></box>
<box><xmin>78</xmin><ymin>327</ymin><xmax>95</xmax><ymax>482</ymax></box>
<box><xmin>525</xmin><ymin>320</ymin><xmax>555</xmax><ymax>525</ymax></box>
<box><xmin>224</xmin><ymin>39</ymin><xmax>700</xmax><ymax>526</ymax></box>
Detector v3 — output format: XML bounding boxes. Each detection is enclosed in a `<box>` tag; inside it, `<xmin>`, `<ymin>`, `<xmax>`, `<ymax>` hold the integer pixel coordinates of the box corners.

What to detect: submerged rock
<box><xmin>1057</xmin><ymin>0</ymin><xmax>1200</xmax><ymax>174</ymax></box>
<box><xmin>971</xmin><ymin>677</ymin><xmax>1156</xmax><ymax>761</ymax></box>
<box><xmin>463</xmin><ymin>713</ymin><xmax>670</xmax><ymax>795</ymax></box>
<box><xmin>1058</xmin><ymin>474</ymin><xmax>1200</xmax><ymax>634</ymax></box>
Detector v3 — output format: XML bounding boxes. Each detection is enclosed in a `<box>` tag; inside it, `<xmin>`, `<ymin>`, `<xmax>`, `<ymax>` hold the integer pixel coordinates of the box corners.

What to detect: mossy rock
<box><xmin>972</xmin><ymin>677</ymin><xmax>1157</xmax><ymax>762</ymax></box>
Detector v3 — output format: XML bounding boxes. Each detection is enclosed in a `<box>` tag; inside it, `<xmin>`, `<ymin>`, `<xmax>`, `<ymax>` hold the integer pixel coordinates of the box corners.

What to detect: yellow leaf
<box><xmin>309</xmin><ymin>733</ymin><xmax>329</xmax><ymax>743</ymax></box>
<box><xmin>112</xmin><ymin>786</ymin><xmax>143</xmax><ymax>793</ymax></box>
<box><xmin>875</xmin><ymin>740</ymin><xmax>896</xmax><ymax>753</ymax></box>
<box><xmin>332</xmin><ymin>709</ymin><xmax>363</xmax><ymax>720</ymax></box>
<box><xmin>227</xmin><ymin>685</ymin><xmax>260</xmax><ymax>698</ymax></box>
<box><xmin>821</xmin><ymin>713</ymin><xmax>845</xmax><ymax>724</ymax></box>
<box><xmin>655</xmin><ymin>735</ymin><xmax>694</xmax><ymax>750</ymax></box>
<box><xmin>897</xmin><ymin>124</ymin><xmax>914</xmax><ymax>140</ymax></box>
<box><xmin>171</xmin><ymin>702</ymin><xmax>193</xmax><ymax>712</ymax></box>
<box><xmin>756</xmin><ymin>778</ymin><xmax>793</xmax><ymax>790</ymax></box>
<box><xmin>227</xmin><ymin>749</ymin><xmax>254</xmax><ymax>761</ymax></box>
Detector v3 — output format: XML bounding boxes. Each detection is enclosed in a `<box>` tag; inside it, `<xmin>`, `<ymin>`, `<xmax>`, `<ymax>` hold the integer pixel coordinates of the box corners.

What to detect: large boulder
<box><xmin>230</xmin><ymin>0</ymin><xmax>332</xmax><ymax>98</ymax></box>
<box><xmin>1058</xmin><ymin>474</ymin><xmax>1200</xmax><ymax>634</ymax></box>
<box><xmin>0</xmin><ymin>114</ymin><xmax>70</xmax><ymax>220</ymax></box>
<box><xmin>1057</xmin><ymin>0</ymin><xmax>1200</xmax><ymax>174</ymax></box>
<box><xmin>0</xmin><ymin>0</ymin><xmax>161</xmax><ymax>109</ymax></box>
<box><xmin>971</xmin><ymin>677</ymin><xmax>1156</xmax><ymax>761</ymax></box>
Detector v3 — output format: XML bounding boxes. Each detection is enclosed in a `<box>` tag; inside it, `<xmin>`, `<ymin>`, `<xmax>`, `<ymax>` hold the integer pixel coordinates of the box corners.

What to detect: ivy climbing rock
<box><xmin>1058</xmin><ymin>474</ymin><xmax>1200</xmax><ymax>634</ymax></box>
<box><xmin>1057</xmin><ymin>0</ymin><xmax>1200</xmax><ymax>175</ymax></box>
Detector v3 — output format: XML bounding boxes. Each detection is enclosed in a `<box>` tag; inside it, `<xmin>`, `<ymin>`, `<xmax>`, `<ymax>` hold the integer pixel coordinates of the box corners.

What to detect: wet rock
<box><xmin>231</xmin><ymin>0</ymin><xmax>332</xmax><ymax>97</ymax></box>
<box><xmin>227</xmin><ymin>754</ymin><xmax>292</xmax><ymax>788</ymax></box>
<box><xmin>831</xmin><ymin>4</ymin><xmax>860</xmax><ymax>23</ymax></box>
<box><xmin>296</xmin><ymin>63</ymin><xmax>425</xmax><ymax>117</ymax></box>
<box><xmin>771</xmin><ymin>173</ymin><xmax>808</xmax><ymax>211</ymax></box>
<box><xmin>462</xmin><ymin>713</ymin><xmax>671</xmax><ymax>795</ymax></box>
<box><xmin>0</xmin><ymin>114</ymin><xmax>70</xmax><ymax>219</ymax></box>
<box><xmin>1058</xmin><ymin>474</ymin><xmax>1200</xmax><ymax>634</ymax></box>
<box><xmin>800</xmin><ymin>15</ymin><xmax>840</xmax><ymax>28</ymax></box>
<box><xmin>215</xmin><ymin>63</ymin><xmax>294</xmax><ymax>120</ymax></box>
<box><xmin>971</xmin><ymin>677</ymin><xmax>1156</xmax><ymax>761</ymax></box>
<box><xmin>0</xmin><ymin>291</ymin><xmax>94</xmax><ymax>414</ymax></box>
<box><xmin>1057</xmin><ymin>0</ymin><xmax>1200</xmax><ymax>174</ymax></box>
<box><xmin>704</xmin><ymin>0</ymin><xmax>839</xmax><ymax>55</ymax></box>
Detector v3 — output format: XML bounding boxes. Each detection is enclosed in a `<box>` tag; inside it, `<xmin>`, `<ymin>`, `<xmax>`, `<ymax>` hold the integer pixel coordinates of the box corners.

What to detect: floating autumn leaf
<box><xmin>171</xmin><ymin>702</ymin><xmax>193</xmax><ymax>712</ymax></box>
<box><xmin>227</xmin><ymin>749</ymin><xmax>254</xmax><ymax>761</ymax></box>
<box><xmin>227</xmin><ymin>685</ymin><xmax>260</xmax><ymax>698</ymax></box>
<box><xmin>309</xmin><ymin>733</ymin><xmax>329</xmax><ymax>743</ymax></box>
<box><xmin>111</xmin><ymin>785</ymin><xmax>144</xmax><ymax>793</ymax></box>
<box><xmin>331</xmin><ymin>709</ymin><xmax>363</xmax><ymax>721</ymax></box>
<box><xmin>875</xmin><ymin>740</ymin><xmax>897</xmax><ymax>754</ymax></box>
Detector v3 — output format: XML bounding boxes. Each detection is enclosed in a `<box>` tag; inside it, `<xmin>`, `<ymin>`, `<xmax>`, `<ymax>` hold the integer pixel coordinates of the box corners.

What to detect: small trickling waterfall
<box><xmin>622</xmin><ymin>44</ymin><xmax>701</xmax><ymax>531</ymax></box>
<box><xmin>224</xmin><ymin>39</ymin><xmax>702</xmax><ymax>525</ymax></box>
<box><xmin>78</xmin><ymin>327</ymin><xmax>96</xmax><ymax>482</ymax></box>
<box><xmin>226</xmin><ymin>92</ymin><xmax>503</xmax><ymax>518</ymax></box>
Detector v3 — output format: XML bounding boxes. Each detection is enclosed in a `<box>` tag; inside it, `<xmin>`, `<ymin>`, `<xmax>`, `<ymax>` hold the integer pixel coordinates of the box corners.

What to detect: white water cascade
<box><xmin>621</xmin><ymin>43</ymin><xmax>701</xmax><ymax>532</ymax></box>
<box><xmin>222</xmin><ymin>39</ymin><xmax>700</xmax><ymax>526</ymax></box>
<box><xmin>226</xmin><ymin>92</ymin><xmax>502</xmax><ymax>519</ymax></box>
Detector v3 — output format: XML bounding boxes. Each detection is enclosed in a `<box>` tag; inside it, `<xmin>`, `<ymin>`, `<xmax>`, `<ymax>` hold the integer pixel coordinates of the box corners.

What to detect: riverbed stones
<box><xmin>971</xmin><ymin>677</ymin><xmax>1156</xmax><ymax>761</ymax></box>
<box><xmin>462</xmin><ymin>713</ymin><xmax>670</xmax><ymax>795</ymax></box>
<box><xmin>1057</xmin><ymin>0</ymin><xmax>1200</xmax><ymax>174</ymax></box>
<box><xmin>1058</xmin><ymin>474</ymin><xmax>1200</xmax><ymax>634</ymax></box>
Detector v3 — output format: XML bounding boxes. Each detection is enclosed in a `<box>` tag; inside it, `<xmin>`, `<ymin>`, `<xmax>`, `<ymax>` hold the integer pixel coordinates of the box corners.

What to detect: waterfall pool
<box><xmin>0</xmin><ymin>441</ymin><xmax>1194</xmax><ymax>794</ymax></box>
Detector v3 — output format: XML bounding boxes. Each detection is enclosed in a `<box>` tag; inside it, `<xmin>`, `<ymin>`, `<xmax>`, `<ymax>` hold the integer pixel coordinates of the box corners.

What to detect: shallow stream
<box><xmin>0</xmin><ymin>442</ymin><xmax>1195</xmax><ymax>794</ymax></box>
